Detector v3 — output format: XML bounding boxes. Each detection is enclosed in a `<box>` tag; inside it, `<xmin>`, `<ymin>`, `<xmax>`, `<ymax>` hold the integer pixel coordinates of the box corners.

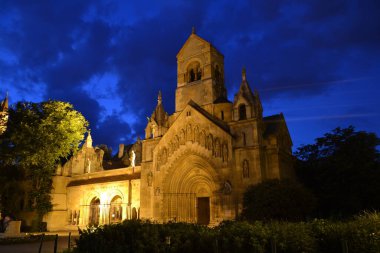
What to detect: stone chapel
<box><xmin>43</xmin><ymin>30</ymin><xmax>294</xmax><ymax>230</ymax></box>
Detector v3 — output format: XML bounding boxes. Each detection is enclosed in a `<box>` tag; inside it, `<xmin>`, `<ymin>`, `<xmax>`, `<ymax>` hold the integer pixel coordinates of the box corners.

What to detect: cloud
<box><xmin>1</xmin><ymin>0</ymin><xmax>379</xmax><ymax>151</ymax></box>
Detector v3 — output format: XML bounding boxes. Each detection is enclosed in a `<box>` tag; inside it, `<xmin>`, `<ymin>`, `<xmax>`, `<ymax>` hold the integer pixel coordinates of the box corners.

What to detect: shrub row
<box><xmin>73</xmin><ymin>212</ymin><xmax>380</xmax><ymax>253</ymax></box>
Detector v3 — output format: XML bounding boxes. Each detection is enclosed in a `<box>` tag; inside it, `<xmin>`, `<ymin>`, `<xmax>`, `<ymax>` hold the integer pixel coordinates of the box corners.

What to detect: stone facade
<box><xmin>45</xmin><ymin>31</ymin><xmax>294</xmax><ymax>230</ymax></box>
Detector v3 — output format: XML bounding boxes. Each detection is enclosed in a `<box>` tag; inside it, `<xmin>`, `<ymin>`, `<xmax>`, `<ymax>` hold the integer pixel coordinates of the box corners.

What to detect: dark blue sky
<box><xmin>1</xmin><ymin>0</ymin><xmax>379</xmax><ymax>152</ymax></box>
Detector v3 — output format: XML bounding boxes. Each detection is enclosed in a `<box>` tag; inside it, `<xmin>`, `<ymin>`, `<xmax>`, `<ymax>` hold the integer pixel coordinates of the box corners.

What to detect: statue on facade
<box><xmin>223</xmin><ymin>180</ymin><xmax>232</xmax><ymax>195</ymax></box>
<box><xmin>130</xmin><ymin>150</ymin><xmax>136</xmax><ymax>168</ymax></box>
<box><xmin>87</xmin><ymin>158</ymin><xmax>91</xmax><ymax>173</ymax></box>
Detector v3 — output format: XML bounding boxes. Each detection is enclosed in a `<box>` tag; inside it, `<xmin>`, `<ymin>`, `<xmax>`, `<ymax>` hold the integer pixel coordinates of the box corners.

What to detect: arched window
<box><xmin>89</xmin><ymin>197</ymin><xmax>100</xmax><ymax>226</ymax></box>
<box><xmin>187</xmin><ymin>62</ymin><xmax>201</xmax><ymax>83</ymax></box>
<box><xmin>110</xmin><ymin>196</ymin><xmax>123</xmax><ymax>223</ymax></box>
<box><xmin>239</xmin><ymin>104</ymin><xmax>247</xmax><ymax>120</ymax></box>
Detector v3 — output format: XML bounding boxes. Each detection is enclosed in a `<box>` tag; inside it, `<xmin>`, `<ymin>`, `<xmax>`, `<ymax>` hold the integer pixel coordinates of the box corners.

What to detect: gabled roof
<box><xmin>233</xmin><ymin>69</ymin><xmax>256</xmax><ymax>106</ymax></box>
<box><xmin>187</xmin><ymin>100</ymin><xmax>230</xmax><ymax>133</ymax></box>
<box><xmin>177</xmin><ymin>31</ymin><xmax>223</xmax><ymax>58</ymax></box>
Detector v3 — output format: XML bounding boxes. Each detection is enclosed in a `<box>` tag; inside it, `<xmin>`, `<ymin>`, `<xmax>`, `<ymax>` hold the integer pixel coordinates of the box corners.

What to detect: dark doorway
<box><xmin>239</xmin><ymin>104</ymin><xmax>247</xmax><ymax>120</ymax></box>
<box><xmin>197</xmin><ymin>197</ymin><xmax>210</xmax><ymax>225</ymax></box>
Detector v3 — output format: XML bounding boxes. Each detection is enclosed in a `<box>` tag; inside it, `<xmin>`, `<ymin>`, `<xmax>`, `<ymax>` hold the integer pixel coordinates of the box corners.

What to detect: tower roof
<box><xmin>177</xmin><ymin>28</ymin><xmax>223</xmax><ymax>58</ymax></box>
<box><xmin>1</xmin><ymin>93</ymin><xmax>8</xmax><ymax>111</ymax></box>
<box><xmin>233</xmin><ymin>68</ymin><xmax>256</xmax><ymax>105</ymax></box>
<box><xmin>151</xmin><ymin>91</ymin><xmax>168</xmax><ymax>126</ymax></box>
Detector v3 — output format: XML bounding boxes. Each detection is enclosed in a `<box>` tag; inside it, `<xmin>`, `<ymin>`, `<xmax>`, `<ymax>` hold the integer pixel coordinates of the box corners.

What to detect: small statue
<box><xmin>130</xmin><ymin>150</ymin><xmax>136</xmax><ymax>168</ymax></box>
<box><xmin>223</xmin><ymin>180</ymin><xmax>232</xmax><ymax>195</ymax></box>
<box><xmin>87</xmin><ymin>158</ymin><xmax>91</xmax><ymax>173</ymax></box>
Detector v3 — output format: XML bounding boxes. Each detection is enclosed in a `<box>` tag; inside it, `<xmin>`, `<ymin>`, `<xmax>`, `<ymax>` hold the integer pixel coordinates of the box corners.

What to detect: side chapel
<box><xmin>21</xmin><ymin>30</ymin><xmax>293</xmax><ymax>230</ymax></box>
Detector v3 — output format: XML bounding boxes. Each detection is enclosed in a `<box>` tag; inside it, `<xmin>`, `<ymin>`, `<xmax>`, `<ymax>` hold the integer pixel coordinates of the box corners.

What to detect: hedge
<box><xmin>72</xmin><ymin>212</ymin><xmax>380</xmax><ymax>253</ymax></box>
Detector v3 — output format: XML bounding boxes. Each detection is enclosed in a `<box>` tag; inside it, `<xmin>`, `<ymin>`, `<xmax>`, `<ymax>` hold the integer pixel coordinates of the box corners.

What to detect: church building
<box><xmin>42</xmin><ymin>30</ymin><xmax>294</xmax><ymax>230</ymax></box>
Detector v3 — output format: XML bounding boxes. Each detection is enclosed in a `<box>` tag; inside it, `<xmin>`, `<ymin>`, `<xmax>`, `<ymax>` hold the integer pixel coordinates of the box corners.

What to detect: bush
<box><xmin>218</xmin><ymin>220</ymin><xmax>269</xmax><ymax>253</ymax></box>
<box><xmin>72</xmin><ymin>212</ymin><xmax>380</xmax><ymax>253</ymax></box>
<box><xmin>270</xmin><ymin>221</ymin><xmax>316</xmax><ymax>253</ymax></box>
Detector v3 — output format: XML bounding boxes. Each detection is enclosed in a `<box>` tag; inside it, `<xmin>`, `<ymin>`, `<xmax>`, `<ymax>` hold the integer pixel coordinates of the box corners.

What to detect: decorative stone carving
<box><xmin>207</xmin><ymin>134</ymin><xmax>213</xmax><ymax>150</ymax></box>
<box><xmin>222</xmin><ymin>142</ymin><xmax>228</xmax><ymax>162</ymax></box>
<box><xmin>174</xmin><ymin>135</ymin><xmax>179</xmax><ymax>149</ymax></box>
<box><xmin>200</xmin><ymin>130</ymin><xmax>206</xmax><ymax>147</ymax></box>
<box><xmin>243</xmin><ymin>159</ymin><xmax>249</xmax><ymax>178</ymax></box>
<box><xmin>180</xmin><ymin>129</ymin><xmax>186</xmax><ymax>145</ymax></box>
<box><xmin>147</xmin><ymin>171</ymin><xmax>153</xmax><ymax>186</ymax></box>
<box><xmin>214</xmin><ymin>138</ymin><xmax>221</xmax><ymax>157</ymax></box>
<box><xmin>162</xmin><ymin>148</ymin><xmax>167</xmax><ymax>164</ymax></box>
<box><xmin>194</xmin><ymin>126</ymin><xmax>199</xmax><ymax>143</ymax></box>
<box><xmin>186</xmin><ymin>124</ymin><xmax>193</xmax><ymax>142</ymax></box>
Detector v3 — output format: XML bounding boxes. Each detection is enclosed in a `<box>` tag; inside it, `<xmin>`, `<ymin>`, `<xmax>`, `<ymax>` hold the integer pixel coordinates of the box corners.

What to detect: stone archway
<box><xmin>89</xmin><ymin>197</ymin><xmax>100</xmax><ymax>226</ymax></box>
<box><xmin>109</xmin><ymin>195</ymin><xmax>123</xmax><ymax>223</ymax></box>
<box><xmin>162</xmin><ymin>154</ymin><xmax>220</xmax><ymax>224</ymax></box>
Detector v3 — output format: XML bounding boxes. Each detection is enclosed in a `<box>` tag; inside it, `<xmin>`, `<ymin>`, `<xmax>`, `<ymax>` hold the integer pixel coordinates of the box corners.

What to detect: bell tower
<box><xmin>175</xmin><ymin>28</ymin><xmax>227</xmax><ymax>112</ymax></box>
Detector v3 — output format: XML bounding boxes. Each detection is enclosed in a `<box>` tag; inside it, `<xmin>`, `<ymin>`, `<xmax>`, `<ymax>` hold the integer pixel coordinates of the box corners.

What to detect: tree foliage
<box><xmin>295</xmin><ymin>126</ymin><xmax>380</xmax><ymax>218</ymax></box>
<box><xmin>0</xmin><ymin>100</ymin><xmax>88</xmax><ymax>220</ymax></box>
<box><xmin>241</xmin><ymin>179</ymin><xmax>316</xmax><ymax>221</ymax></box>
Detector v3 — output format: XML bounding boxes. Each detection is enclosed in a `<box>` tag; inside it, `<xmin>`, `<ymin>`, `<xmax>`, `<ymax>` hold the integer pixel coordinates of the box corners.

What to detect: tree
<box><xmin>295</xmin><ymin>126</ymin><xmax>380</xmax><ymax>218</ymax></box>
<box><xmin>241</xmin><ymin>179</ymin><xmax>316</xmax><ymax>221</ymax></box>
<box><xmin>0</xmin><ymin>100</ymin><xmax>88</xmax><ymax>223</ymax></box>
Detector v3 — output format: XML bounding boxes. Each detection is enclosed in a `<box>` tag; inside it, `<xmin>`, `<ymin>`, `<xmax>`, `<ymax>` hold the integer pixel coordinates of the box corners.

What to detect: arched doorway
<box><xmin>109</xmin><ymin>196</ymin><xmax>123</xmax><ymax>223</ymax></box>
<box><xmin>162</xmin><ymin>154</ymin><xmax>219</xmax><ymax>225</ymax></box>
<box><xmin>89</xmin><ymin>197</ymin><xmax>100</xmax><ymax>226</ymax></box>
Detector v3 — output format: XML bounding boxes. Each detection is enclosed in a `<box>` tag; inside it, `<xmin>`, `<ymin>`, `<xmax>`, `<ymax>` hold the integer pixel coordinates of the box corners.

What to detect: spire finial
<box><xmin>192</xmin><ymin>26</ymin><xmax>196</xmax><ymax>34</ymax></box>
<box><xmin>158</xmin><ymin>90</ymin><xmax>162</xmax><ymax>104</ymax></box>
<box><xmin>242</xmin><ymin>67</ymin><xmax>247</xmax><ymax>81</ymax></box>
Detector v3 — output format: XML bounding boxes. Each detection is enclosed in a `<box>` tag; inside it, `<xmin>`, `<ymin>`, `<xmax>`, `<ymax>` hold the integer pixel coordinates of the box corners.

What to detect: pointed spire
<box><xmin>192</xmin><ymin>26</ymin><xmax>196</xmax><ymax>34</ymax></box>
<box><xmin>85</xmin><ymin>131</ymin><xmax>93</xmax><ymax>148</ymax></box>
<box><xmin>1</xmin><ymin>92</ymin><xmax>8</xmax><ymax>111</ymax></box>
<box><xmin>242</xmin><ymin>67</ymin><xmax>247</xmax><ymax>81</ymax></box>
<box><xmin>158</xmin><ymin>90</ymin><xmax>162</xmax><ymax>104</ymax></box>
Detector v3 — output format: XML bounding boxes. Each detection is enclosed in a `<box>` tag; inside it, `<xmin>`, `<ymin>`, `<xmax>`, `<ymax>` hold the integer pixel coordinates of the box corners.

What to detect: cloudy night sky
<box><xmin>0</xmin><ymin>0</ymin><xmax>379</xmax><ymax>152</ymax></box>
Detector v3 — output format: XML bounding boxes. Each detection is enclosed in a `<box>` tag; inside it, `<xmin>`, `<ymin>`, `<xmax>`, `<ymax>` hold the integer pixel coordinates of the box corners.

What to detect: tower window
<box><xmin>187</xmin><ymin>62</ymin><xmax>201</xmax><ymax>83</ymax></box>
<box><xmin>239</xmin><ymin>104</ymin><xmax>247</xmax><ymax>120</ymax></box>
<box><xmin>221</xmin><ymin>111</ymin><xmax>224</xmax><ymax>120</ymax></box>
<box><xmin>190</xmin><ymin>69</ymin><xmax>195</xmax><ymax>82</ymax></box>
